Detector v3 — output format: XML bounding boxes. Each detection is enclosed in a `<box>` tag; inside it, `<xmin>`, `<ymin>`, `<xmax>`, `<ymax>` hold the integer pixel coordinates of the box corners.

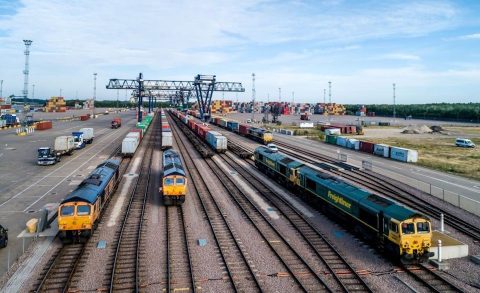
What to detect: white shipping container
<box><xmin>54</xmin><ymin>136</ymin><xmax>75</xmax><ymax>152</ymax></box>
<box><xmin>299</xmin><ymin>122</ymin><xmax>314</xmax><ymax>128</ymax></box>
<box><xmin>374</xmin><ymin>144</ymin><xmax>390</xmax><ymax>157</ymax></box>
<box><xmin>162</xmin><ymin>132</ymin><xmax>173</xmax><ymax>149</ymax></box>
<box><xmin>0</xmin><ymin>120</ymin><xmax>5</xmax><ymax>127</ymax></box>
<box><xmin>325</xmin><ymin>128</ymin><xmax>341</xmax><ymax>136</ymax></box>
<box><xmin>390</xmin><ymin>146</ymin><xmax>418</xmax><ymax>163</ymax></box>
<box><xmin>126</xmin><ymin>132</ymin><xmax>141</xmax><ymax>140</ymax></box>
<box><xmin>122</xmin><ymin>137</ymin><xmax>139</xmax><ymax>156</ymax></box>
<box><xmin>347</xmin><ymin>138</ymin><xmax>360</xmax><ymax>150</ymax></box>
<box><xmin>79</xmin><ymin>128</ymin><xmax>94</xmax><ymax>143</ymax></box>
<box><xmin>336</xmin><ymin>136</ymin><xmax>347</xmax><ymax>147</ymax></box>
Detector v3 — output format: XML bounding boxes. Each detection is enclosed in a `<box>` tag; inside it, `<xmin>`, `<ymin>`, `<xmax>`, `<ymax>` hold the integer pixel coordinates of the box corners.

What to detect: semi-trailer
<box><xmin>37</xmin><ymin>136</ymin><xmax>75</xmax><ymax>165</ymax></box>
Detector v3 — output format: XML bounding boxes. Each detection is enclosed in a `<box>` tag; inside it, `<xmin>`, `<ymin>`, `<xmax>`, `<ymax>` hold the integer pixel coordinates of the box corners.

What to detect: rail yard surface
<box><xmin>0</xmin><ymin>109</ymin><xmax>479</xmax><ymax>293</ymax></box>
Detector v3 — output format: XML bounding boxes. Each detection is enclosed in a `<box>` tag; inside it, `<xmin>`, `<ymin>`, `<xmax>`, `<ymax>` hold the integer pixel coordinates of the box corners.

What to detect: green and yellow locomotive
<box><xmin>254</xmin><ymin>146</ymin><xmax>434</xmax><ymax>262</ymax></box>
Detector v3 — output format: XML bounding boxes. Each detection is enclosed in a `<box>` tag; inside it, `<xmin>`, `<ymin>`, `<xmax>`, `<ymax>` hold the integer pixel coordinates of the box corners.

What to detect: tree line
<box><xmin>345</xmin><ymin>103</ymin><xmax>480</xmax><ymax>122</ymax></box>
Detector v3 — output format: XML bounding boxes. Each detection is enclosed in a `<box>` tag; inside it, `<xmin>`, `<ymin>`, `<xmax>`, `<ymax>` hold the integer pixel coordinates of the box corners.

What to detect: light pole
<box><xmin>278</xmin><ymin>87</ymin><xmax>281</xmax><ymax>102</ymax></box>
<box><xmin>32</xmin><ymin>84</ymin><xmax>35</xmax><ymax>100</ymax></box>
<box><xmin>393</xmin><ymin>83</ymin><xmax>396</xmax><ymax>123</ymax></box>
<box><xmin>59</xmin><ymin>88</ymin><xmax>62</xmax><ymax>97</ymax></box>
<box><xmin>0</xmin><ymin>80</ymin><xmax>3</xmax><ymax>98</ymax></box>
<box><xmin>251</xmin><ymin>73</ymin><xmax>255</xmax><ymax>122</ymax></box>
<box><xmin>93</xmin><ymin>73</ymin><xmax>97</xmax><ymax>117</ymax></box>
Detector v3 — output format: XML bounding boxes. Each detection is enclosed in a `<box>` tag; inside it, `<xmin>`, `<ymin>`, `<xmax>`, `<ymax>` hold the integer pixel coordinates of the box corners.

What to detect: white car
<box><xmin>266</xmin><ymin>143</ymin><xmax>278</xmax><ymax>152</ymax></box>
<box><xmin>455</xmin><ymin>138</ymin><xmax>475</xmax><ymax>148</ymax></box>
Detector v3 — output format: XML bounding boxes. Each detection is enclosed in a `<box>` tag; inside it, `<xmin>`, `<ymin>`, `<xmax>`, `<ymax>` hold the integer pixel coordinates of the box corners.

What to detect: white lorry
<box><xmin>79</xmin><ymin>128</ymin><xmax>94</xmax><ymax>144</ymax></box>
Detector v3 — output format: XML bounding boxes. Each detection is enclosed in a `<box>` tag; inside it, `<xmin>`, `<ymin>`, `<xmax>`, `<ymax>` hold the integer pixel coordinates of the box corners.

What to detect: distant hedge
<box><xmin>345</xmin><ymin>103</ymin><xmax>480</xmax><ymax>122</ymax></box>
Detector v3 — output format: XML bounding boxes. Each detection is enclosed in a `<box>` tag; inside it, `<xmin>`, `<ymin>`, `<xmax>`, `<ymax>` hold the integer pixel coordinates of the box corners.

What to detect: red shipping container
<box><xmin>359</xmin><ymin>141</ymin><xmax>374</xmax><ymax>153</ymax></box>
<box><xmin>36</xmin><ymin>121</ymin><xmax>52</xmax><ymax>130</ymax></box>
<box><xmin>0</xmin><ymin>105</ymin><xmax>12</xmax><ymax>109</ymax></box>
<box><xmin>214</xmin><ymin>117</ymin><xmax>221</xmax><ymax>125</ymax></box>
<box><xmin>188</xmin><ymin>120</ymin><xmax>197</xmax><ymax>132</ymax></box>
<box><xmin>130</xmin><ymin>128</ymin><xmax>143</xmax><ymax>141</ymax></box>
<box><xmin>239</xmin><ymin>124</ymin><xmax>251</xmax><ymax>136</ymax></box>
<box><xmin>197</xmin><ymin>124</ymin><xmax>211</xmax><ymax>139</ymax></box>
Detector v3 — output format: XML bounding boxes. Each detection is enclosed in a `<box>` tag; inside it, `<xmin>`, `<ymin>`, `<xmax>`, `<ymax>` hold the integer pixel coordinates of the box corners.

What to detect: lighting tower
<box><xmin>1</xmin><ymin>80</ymin><xmax>3</xmax><ymax>98</ymax></box>
<box><xmin>278</xmin><ymin>87</ymin><xmax>281</xmax><ymax>102</ymax></box>
<box><xmin>323</xmin><ymin>88</ymin><xmax>326</xmax><ymax>104</ymax></box>
<box><xmin>251</xmin><ymin>73</ymin><xmax>255</xmax><ymax>121</ymax></box>
<box><xmin>32</xmin><ymin>84</ymin><xmax>35</xmax><ymax>100</ymax></box>
<box><xmin>93</xmin><ymin>73</ymin><xmax>97</xmax><ymax>117</ymax></box>
<box><xmin>328</xmin><ymin>81</ymin><xmax>332</xmax><ymax>104</ymax></box>
<box><xmin>22</xmin><ymin>40</ymin><xmax>33</xmax><ymax>104</ymax></box>
<box><xmin>393</xmin><ymin>83</ymin><xmax>396</xmax><ymax>122</ymax></box>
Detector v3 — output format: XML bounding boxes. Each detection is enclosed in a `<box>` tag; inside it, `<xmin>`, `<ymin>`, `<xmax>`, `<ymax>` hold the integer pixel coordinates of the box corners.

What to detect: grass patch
<box><xmin>364</xmin><ymin>137</ymin><xmax>480</xmax><ymax>180</ymax></box>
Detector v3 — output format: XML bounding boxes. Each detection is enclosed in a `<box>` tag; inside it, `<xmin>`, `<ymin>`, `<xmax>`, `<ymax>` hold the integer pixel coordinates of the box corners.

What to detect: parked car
<box><xmin>266</xmin><ymin>143</ymin><xmax>278</xmax><ymax>153</ymax></box>
<box><xmin>0</xmin><ymin>225</ymin><xmax>8</xmax><ymax>248</ymax></box>
<box><xmin>455</xmin><ymin>138</ymin><xmax>475</xmax><ymax>148</ymax></box>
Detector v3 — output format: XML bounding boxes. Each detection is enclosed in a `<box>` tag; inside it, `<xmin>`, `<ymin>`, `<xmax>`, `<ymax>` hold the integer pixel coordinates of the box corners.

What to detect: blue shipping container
<box><xmin>227</xmin><ymin>121</ymin><xmax>239</xmax><ymax>132</ymax></box>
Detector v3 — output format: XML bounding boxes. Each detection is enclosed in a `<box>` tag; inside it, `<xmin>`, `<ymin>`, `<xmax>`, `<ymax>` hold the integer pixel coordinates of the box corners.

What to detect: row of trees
<box><xmin>345</xmin><ymin>103</ymin><xmax>480</xmax><ymax>122</ymax></box>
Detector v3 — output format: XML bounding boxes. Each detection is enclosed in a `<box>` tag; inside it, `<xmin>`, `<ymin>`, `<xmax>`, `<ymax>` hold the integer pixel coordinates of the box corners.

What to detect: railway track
<box><xmin>33</xmin><ymin>244</ymin><xmax>84</xmax><ymax>292</ymax></box>
<box><xmin>403</xmin><ymin>264</ymin><xmax>464</xmax><ymax>292</ymax></box>
<box><xmin>273</xmin><ymin>140</ymin><xmax>480</xmax><ymax>242</ymax></box>
<box><xmin>169</xmin><ymin>113</ymin><xmax>263</xmax><ymax>292</ymax></box>
<box><xmin>165</xmin><ymin>206</ymin><xmax>196</xmax><ymax>292</ymax></box>
<box><xmin>108</xmin><ymin>117</ymin><xmax>157</xmax><ymax>292</ymax></box>
<box><xmin>205</xmin><ymin>157</ymin><xmax>332</xmax><ymax>292</ymax></box>
<box><xmin>220</xmin><ymin>152</ymin><xmax>373</xmax><ymax>293</ymax></box>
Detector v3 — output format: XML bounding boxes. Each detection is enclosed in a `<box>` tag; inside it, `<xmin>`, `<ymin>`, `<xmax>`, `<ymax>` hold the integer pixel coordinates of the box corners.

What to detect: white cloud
<box><xmin>454</xmin><ymin>33</ymin><xmax>480</xmax><ymax>40</ymax></box>
<box><xmin>380</xmin><ymin>53</ymin><xmax>421</xmax><ymax>61</ymax></box>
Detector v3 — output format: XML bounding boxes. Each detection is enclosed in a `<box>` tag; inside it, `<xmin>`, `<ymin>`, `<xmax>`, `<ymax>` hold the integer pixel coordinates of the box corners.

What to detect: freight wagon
<box><xmin>227</xmin><ymin>121</ymin><xmax>239</xmax><ymax>133</ymax></box>
<box><xmin>206</xmin><ymin>131</ymin><xmax>227</xmax><ymax>153</ymax></box>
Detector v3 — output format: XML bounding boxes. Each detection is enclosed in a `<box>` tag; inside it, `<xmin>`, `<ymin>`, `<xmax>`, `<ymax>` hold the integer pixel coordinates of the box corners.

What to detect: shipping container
<box><xmin>79</xmin><ymin>128</ymin><xmax>94</xmax><ymax>144</ymax></box>
<box><xmin>239</xmin><ymin>124</ymin><xmax>251</xmax><ymax>136</ymax></box>
<box><xmin>227</xmin><ymin>121</ymin><xmax>239</xmax><ymax>132</ymax></box>
<box><xmin>390</xmin><ymin>147</ymin><xmax>418</xmax><ymax>163</ymax></box>
<box><xmin>219</xmin><ymin>119</ymin><xmax>228</xmax><ymax>128</ymax></box>
<box><xmin>188</xmin><ymin>119</ymin><xmax>197</xmax><ymax>132</ymax></box>
<box><xmin>122</xmin><ymin>137</ymin><xmax>139</xmax><ymax>156</ymax></box>
<box><xmin>54</xmin><ymin>136</ymin><xmax>75</xmax><ymax>154</ymax></box>
<box><xmin>325</xmin><ymin>128</ymin><xmax>341</xmax><ymax>136</ymax></box>
<box><xmin>325</xmin><ymin>134</ymin><xmax>337</xmax><ymax>145</ymax></box>
<box><xmin>126</xmin><ymin>132</ymin><xmax>141</xmax><ymax>141</ymax></box>
<box><xmin>80</xmin><ymin>115</ymin><xmax>89</xmax><ymax>121</ymax></box>
<box><xmin>130</xmin><ymin>128</ymin><xmax>143</xmax><ymax>141</ymax></box>
<box><xmin>162</xmin><ymin>132</ymin><xmax>173</xmax><ymax>149</ymax></box>
<box><xmin>346</xmin><ymin>138</ymin><xmax>360</xmax><ymax>150</ymax></box>
<box><xmin>36</xmin><ymin>121</ymin><xmax>53</xmax><ymax>130</ymax></box>
<box><xmin>206</xmin><ymin>131</ymin><xmax>227</xmax><ymax>152</ymax></box>
<box><xmin>373</xmin><ymin>144</ymin><xmax>390</xmax><ymax>157</ymax></box>
<box><xmin>359</xmin><ymin>141</ymin><xmax>374</xmax><ymax>153</ymax></box>
<box><xmin>336</xmin><ymin>136</ymin><xmax>347</xmax><ymax>147</ymax></box>
<box><xmin>197</xmin><ymin>124</ymin><xmax>211</xmax><ymax>140</ymax></box>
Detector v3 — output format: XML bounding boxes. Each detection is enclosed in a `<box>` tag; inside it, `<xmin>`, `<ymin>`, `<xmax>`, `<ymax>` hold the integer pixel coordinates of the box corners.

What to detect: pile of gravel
<box><xmin>401</xmin><ymin>125</ymin><xmax>433</xmax><ymax>134</ymax></box>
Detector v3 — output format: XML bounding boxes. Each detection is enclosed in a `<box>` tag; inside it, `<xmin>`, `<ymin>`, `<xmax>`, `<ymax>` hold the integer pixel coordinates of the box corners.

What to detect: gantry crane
<box><xmin>106</xmin><ymin>73</ymin><xmax>245</xmax><ymax>122</ymax></box>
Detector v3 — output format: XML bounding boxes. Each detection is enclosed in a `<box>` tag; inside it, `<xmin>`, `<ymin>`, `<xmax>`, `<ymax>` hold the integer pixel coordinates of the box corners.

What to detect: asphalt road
<box><xmin>274</xmin><ymin>134</ymin><xmax>480</xmax><ymax>203</ymax></box>
<box><xmin>0</xmin><ymin>110</ymin><xmax>137</xmax><ymax>277</ymax></box>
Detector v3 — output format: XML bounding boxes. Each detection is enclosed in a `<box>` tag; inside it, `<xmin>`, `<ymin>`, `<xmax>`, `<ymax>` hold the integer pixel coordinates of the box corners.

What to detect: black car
<box><xmin>0</xmin><ymin>225</ymin><xmax>8</xmax><ymax>248</ymax></box>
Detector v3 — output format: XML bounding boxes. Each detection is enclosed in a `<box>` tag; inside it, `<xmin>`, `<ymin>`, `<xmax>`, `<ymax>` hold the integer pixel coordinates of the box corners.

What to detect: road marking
<box><xmin>0</xmin><ymin>129</ymin><xmax>121</xmax><ymax>208</ymax></box>
<box><xmin>22</xmin><ymin>131</ymin><xmax>127</xmax><ymax>212</ymax></box>
<box><xmin>411</xmin><ymin>170</ymin><xmax>480</xmax><ymax>193</ymax></box>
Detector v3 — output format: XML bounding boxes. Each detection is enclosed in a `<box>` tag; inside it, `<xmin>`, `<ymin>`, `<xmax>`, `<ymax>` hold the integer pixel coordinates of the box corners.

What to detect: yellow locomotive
<box><xmin>58</xmin><ymin>160</ymin><xmax>120</xmax><ymax>242</ymax></box>
<box><xmin>161</xmin><ymin>149</ymin><xmax>187</xmax><ymax>205</ymax></box>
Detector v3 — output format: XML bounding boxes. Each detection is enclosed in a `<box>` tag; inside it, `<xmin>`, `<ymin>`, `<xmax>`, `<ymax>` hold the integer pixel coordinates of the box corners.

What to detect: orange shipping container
<box><xmin>36</xmin><ymin>121</ymin><xmax>52</xmax><ymax>130</ymax></box>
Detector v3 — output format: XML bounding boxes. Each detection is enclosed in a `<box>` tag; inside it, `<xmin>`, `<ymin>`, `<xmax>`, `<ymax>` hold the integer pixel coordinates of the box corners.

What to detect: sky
<box><xmin>1</xmin><ymin>0</ymin><xmax>480</xmax><ymax>104</ymax></box>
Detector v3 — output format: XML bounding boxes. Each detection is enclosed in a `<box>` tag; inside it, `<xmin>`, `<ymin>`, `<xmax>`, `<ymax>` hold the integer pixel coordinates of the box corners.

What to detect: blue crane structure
<box><xmin>106</xmin><ymin>73</ymin><xmax>245</xmax><ymax>122</ymax></box>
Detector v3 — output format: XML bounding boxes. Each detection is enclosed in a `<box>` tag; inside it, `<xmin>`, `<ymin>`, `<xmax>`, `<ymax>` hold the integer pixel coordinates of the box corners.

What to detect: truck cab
<box><xmin>72</xmin><ymin>132</ymin><xmax>85</xmax><ymax>149</ymax></box>
<box><xmin>0</xmin><ymin>225</ymin><xmax>7</xmax><ymax>248</ymax></box>
<box><xmin>37</xmin><ymin>147</ymin><xmax>60</xmax><ymax>165</ymax></box>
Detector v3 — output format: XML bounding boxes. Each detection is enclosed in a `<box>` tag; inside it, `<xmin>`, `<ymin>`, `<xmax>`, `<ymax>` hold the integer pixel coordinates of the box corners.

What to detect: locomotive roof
<box><xmin>163</xmin><ymin>149</ymin><xmax>185</xmax><ymax>177</ymax></box>
<box><xmin>61</xmin><ymin>160</ymin><xmax>119</xmax><ymax>204</ymax></box>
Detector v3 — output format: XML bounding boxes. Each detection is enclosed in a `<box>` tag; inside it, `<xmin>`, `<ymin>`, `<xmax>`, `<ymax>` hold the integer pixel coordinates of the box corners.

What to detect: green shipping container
<box><xmin>325</xmin><ymin>134</ymin><xmax>337</xmax><ymax>145</ymax></box>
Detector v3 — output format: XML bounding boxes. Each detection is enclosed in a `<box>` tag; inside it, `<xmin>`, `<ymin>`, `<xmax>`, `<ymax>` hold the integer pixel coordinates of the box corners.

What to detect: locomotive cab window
<box><xmin>417</xmin><ymin>222</ymin><xmax>430</xmax><ymax>233</ymax></box>
<box><xmin>175</xmin><ymin>178</ymin><xmax>185</xmax><ymax>185</ymax></box>
<box><xmin>164</xmin><ymin>178</ymin><xmax>174</xmax><ymax>186</ymax></box>
<box><xmin>77</xmin><ymin>205</ymin><xmax>91</xmax><ymax>216</ymax></box>
<box><xmin>401</xmin><ymin>223</ymin><xmax>415</xmax><ymax>234</ymax></box>
<box><xmin>389</xmin><ymin>222</ymin><xmax>399</xmax><ymax>233</ymax></box>
<box><xmin>61</xmin><ymin>206</ymin><xmax>74</xmax><ymax>216</ymax></box>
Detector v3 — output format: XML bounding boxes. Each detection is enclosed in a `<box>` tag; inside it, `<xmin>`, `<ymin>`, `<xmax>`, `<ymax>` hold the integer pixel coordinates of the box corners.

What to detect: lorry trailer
<box><xmin>79</xmin><ymin>128</ymin><xmax>94</xmax><ymax>144</ymax></box>
<box><xmin>38</xmin><ymin>136</ymin><xmax>75</xmax><ymax>165</ymax></box>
